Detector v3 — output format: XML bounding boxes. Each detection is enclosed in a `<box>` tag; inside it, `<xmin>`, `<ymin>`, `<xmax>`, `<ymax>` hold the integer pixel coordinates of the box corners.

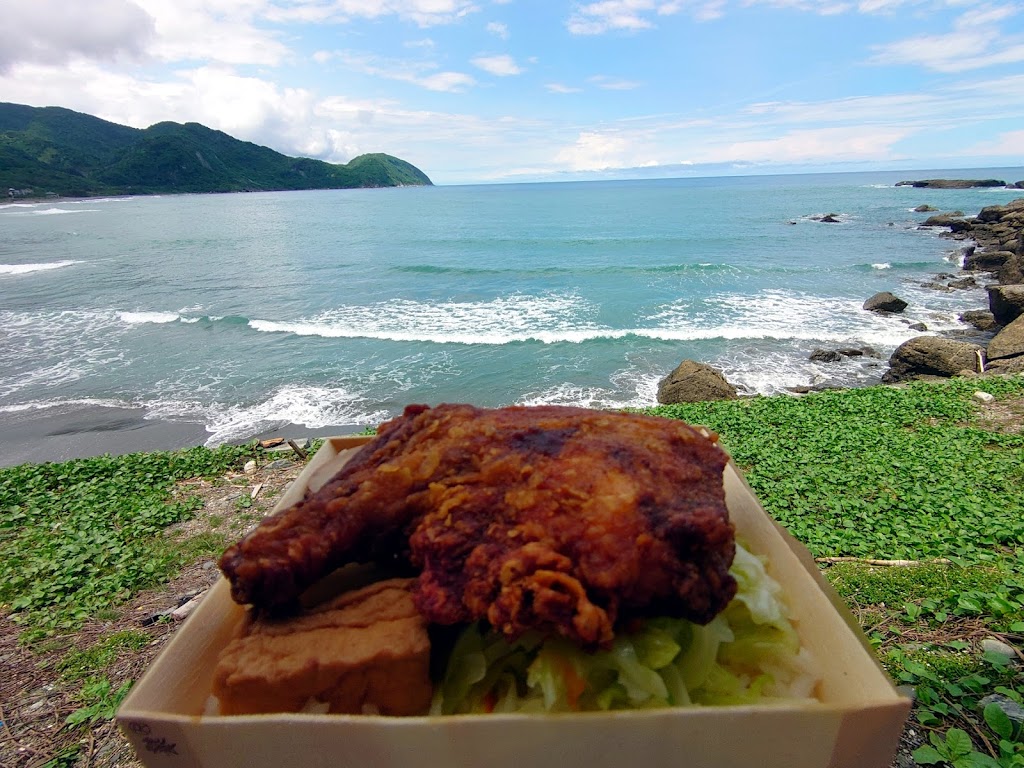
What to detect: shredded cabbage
<box><xmin>430</xmin><ymin>543</ymin><xmax>819</xmax><ymax>714</ymax></box>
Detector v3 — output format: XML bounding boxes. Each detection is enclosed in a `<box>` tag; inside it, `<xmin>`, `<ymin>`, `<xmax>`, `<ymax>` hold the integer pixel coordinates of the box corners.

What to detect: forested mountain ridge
<box><xmin>0</xmin><ymin>102</ymin><xmax>432</xmax><ymax>197</ymax></box>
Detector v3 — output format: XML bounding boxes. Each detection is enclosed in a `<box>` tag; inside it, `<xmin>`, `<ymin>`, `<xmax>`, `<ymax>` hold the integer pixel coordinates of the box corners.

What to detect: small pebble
<box><xmin>243</xmin><ymin>459</ymin><xmax>257</xmax><ymax>474</ymax></box>
<box><xmin>981</xmin><ymin>636</ymin><xmax>1017</xmax><ymax>660</ymax></box>
<box><xmin>973</xmin><ymin>391</ymin><xmax>996</xmax><ymax>403</ymax></box>
<box><xmin>979</xmin><ymin>693</ymin><xmax>1024</xmax><ymax>724</ymax></box>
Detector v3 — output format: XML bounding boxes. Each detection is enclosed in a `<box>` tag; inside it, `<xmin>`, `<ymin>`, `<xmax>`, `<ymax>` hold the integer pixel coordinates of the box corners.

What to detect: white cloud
<box><xmin>418</xmin><ymin>71</ymin><xmax>478</xmax><ymax>91</ymax></box>
<box><xmin>133</xmin><ymin>0</ymin><xmax>292</xmax><ymax>66</ymax></box>
<box><xmin>869</xmin><ymin>4</ymin><xmax>1024</xmax><ymax>72</ymax></box>
<box><xmin>567</xmin><ymin>1</ymin><xmax>658</xmax><ymax>35</ymax></box>
<box><xmin>471</xmin><ymin>54</ymin><xmax>523</xmax><ymax>75</ymax></box>
<box><xmin>339</xmin><ymin>51</ymin><xmax>477</xmax><ymax>92</ymax></box>
<box><xmin>0</xmin><ymin>0</ymin><xmax>155</xmax><ymax>74</ymax></box>
<box><xmin>546</xmin><ymin>83</ymin><xmax>583</xmax><ymax>93</ymax></box>
<box><xmin>697</xmin><ymin>125</ymin><xmax>913</xmax><ymax>164</ymax></box>
<box><xmin>487</xmin><ymin>21</ymin><xmax>510</xmax><ymax>39</ymax></box>
<box><xmin>745</xmin><ymin>0</ymin><xmax>851</xmax><ymax>14</ymax></box>
<box><xmin>589</xmin><ymin>75</ymin><xmax>643</xmax><ymax>90</ymax></box>
<box><xmin>555</xmin><ymin>131</ymin><xmax>635</xmax><ymax>170</ymax></box>
<box><xmin>962</xmin><ymin>129</ymin><xmax>1024</xmax><ymax>157</ymax></box>
<box><xmin>265</xmin><ymin>0</ymin><xmax>480</xmax><ymax>27</ymax></box>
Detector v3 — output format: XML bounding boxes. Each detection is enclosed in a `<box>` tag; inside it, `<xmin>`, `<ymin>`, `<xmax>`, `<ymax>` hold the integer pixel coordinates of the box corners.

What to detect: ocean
<box><xmin>2</xmin><ymin>168</ymin><xmax>1023</xmax><ymax>448</ymax></box>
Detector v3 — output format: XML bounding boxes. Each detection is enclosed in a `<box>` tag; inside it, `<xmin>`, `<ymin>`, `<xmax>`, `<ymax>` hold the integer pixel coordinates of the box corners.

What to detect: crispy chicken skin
<box><xmin>219</xmin><ymin>404</ymin><xmax>736</xmax><ymax>649</ymax></box>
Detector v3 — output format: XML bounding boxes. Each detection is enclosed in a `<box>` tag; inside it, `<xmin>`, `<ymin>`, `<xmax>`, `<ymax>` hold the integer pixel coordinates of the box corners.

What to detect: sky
<box><xmin>0</xmin><ymin>0</ymin><xmax>1022</xmax><ymax>185</ymax></box>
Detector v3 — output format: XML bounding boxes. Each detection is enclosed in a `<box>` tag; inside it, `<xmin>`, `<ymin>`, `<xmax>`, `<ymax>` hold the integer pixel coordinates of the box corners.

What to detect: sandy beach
<box><xmin>0</xmin><ymin>403</ymin><xmax>365</xmax><ymax>468</ymax></box>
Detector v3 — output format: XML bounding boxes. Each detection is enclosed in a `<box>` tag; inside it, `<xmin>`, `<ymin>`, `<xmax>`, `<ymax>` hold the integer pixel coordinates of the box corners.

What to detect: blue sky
<box><xmin>0</xmin><ymin>0</ymin><xmax>1022</xmax><ymax>184</ymax></box>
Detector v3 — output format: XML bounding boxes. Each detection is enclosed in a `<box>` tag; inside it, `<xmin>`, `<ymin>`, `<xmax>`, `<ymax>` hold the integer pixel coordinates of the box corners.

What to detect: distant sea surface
<box><xmin>3</xmin><ymin>168</ymin><xmax>1023</xmax><ymax>447</ymax></box>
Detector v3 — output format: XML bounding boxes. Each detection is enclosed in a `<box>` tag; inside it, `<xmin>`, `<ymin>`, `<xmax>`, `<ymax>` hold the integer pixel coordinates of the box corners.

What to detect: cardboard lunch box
<box><xmin>117</xmin><ymin>434</ymin><xmax>911</xmax><ymax>768</ymax></box>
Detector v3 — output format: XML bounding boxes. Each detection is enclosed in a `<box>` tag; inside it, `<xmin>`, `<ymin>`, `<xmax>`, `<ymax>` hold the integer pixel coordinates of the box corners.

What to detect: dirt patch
<box><xmin>972</xmin><ymin>394</ymin><xmax>1024</xmax><ymax>434</ymax></box>
<box><xmin>0</xmin><ymin>452</ymin><xmax>307</xmax><ymax>768</ymax></box>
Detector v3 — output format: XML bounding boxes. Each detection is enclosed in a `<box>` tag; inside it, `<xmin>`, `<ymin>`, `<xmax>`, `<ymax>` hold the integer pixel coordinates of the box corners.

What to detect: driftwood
<box><xmin>815</xmin><ymin>556</ymin><xmax>952</xmax><ymax>567</ymax></box>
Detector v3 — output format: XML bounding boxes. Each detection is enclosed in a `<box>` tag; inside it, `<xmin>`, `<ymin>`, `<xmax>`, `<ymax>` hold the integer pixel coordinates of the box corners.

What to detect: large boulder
<box><xmin>960</xmin><ymin>310</ymin><xmax>998</xmax><ymax>331</ymax></box>
<box><xmin>986</xmin><ymin>315</ymin><xmax>1024</xmax><ymax>361</ymax></box>
<box><xmin>999</xmin><ymin>254</ymin><xmax>1024</xmax><ymax>285</ymax></box>
<box><xmin>921</xmin><ymin>214</ymin><xmax>972</xmax><ymax>232</ymax></box>
<box><xmin>864</xmin><ymin>291</ymin><xmax>908</xmax><ymax>313</ymax></box>
<box><xmin>657</xmin><ymin>360</ymin><xmax>738</xmax><ymax>404</ymax></box>
<box><xmin>986</xmin><ymin>355</ymin><xmax>1024</xmax><ymax>374</ymax></box>
<box><xmin>882</xmin><ymin>337</ymin><xmax>985</xmax><ymax>383</ymax></box>
<box><xmin>964</xmin><ymin>250</ymin><xmax>1014</xmax><ymax>272</ymax></box>
<box><xmin>988</xmin><ymin>285</ymin><xmax>1024</xmax><ymax>325</ymax></box>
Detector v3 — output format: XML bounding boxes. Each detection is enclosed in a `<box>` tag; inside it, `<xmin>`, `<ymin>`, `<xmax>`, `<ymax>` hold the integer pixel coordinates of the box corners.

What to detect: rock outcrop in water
<box><xmin>882</xmin><ymin>337</ymin><xmax>985</xmax><ymax>383</ymax></box>
<box><xmin>657</xmin><ymin>360</ymin><xmax>738</xmax><ymax>403</ymax></box>
<box><xmin>896</xmin><ymin>179</ymin><xmax>1008</xmax><ymax>189</ymax></box>
<box><xmin>882</xmin><ymin>198</ymin><xmax>1024</xmax><ymax>382</ymax></box>
<box><xmin>863</xmin><ymin>291</ymin><xmax>908</xmax><ymax>313</ymax></box>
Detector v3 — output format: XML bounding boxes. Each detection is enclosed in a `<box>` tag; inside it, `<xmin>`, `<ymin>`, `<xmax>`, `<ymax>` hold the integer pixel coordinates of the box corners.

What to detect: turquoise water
<box><xmin>2</xmin><ymin>169</ymin><xmax>1022</xmax><ymax>445</ymax></box>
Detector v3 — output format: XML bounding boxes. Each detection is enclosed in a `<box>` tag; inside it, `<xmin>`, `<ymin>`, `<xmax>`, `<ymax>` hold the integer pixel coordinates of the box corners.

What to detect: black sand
<box><xmin>0</xmin><ymin>404</ymin><xmax>365</xmax><ymax>467</ymax></box>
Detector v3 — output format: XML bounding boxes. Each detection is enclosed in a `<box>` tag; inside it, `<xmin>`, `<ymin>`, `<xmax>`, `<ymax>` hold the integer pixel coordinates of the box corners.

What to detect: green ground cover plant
<box><xmin>646</xmin><ymin>375</ymin><xmax>1024</xmax><ymax>766</ymax></box>
<box><xmin>0</xmin><ymin>443</ymin><xmax>261</xmax><ymax>641</ymax></box>
<box><xmin>1</xmin><ymin>379</ymin><xmax>1022</xmax><ymax>767</ymax></box>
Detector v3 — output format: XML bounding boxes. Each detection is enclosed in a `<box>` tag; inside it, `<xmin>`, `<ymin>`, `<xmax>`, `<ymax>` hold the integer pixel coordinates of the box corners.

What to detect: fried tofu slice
<box><xmin>212</xmin><ymin>578</ymin><xmax>431</xmax><ymax>716</ymax></box>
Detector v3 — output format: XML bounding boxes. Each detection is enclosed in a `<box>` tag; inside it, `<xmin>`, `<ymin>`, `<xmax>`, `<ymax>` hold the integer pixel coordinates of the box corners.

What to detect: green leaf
<box><xmin>913</xmin><ymin>745</ymin><xmax>946</xmax><ymax>765</ymax></box>
<box><xmin>953</xmin><ymin>752</ymin><xmax>1000</xmax><ymax>768</ymax></box>
<box><xmin>984</xmin><ymin>703</ymin><xmax>1014</xmax><ymax>740</ymax></box>
<box><xmin>945</xmin><ymin>729</ymin><xmax>974</xmax><ymax>759</ymax></box>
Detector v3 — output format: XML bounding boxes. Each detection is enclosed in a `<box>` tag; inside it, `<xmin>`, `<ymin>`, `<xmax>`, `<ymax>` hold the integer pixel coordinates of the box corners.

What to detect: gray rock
<box><xmin>973</xmin><ymin>391</ymin><xmax>996</xmax><ymax>403</ymax></box>
<box><xmin>979</xmin><ymin>694</ymin><xmax>1024</xmax><ymax>725</ymax></box>
<box><xmin>964</xmin><ymin>250</ymin><xmax>1014</xmax><ymax>271</ymax></box>
<box><xmin>960</xmin><ymin>310</ymin><xmax>997</xmax><ymax>331</ymax></box>
<box><xmin>987</xmin><ymin>355</ymin><xmax>1024</xmax><ymax>373</ymax></box>
<box><xmin>809</xmin><ymin>349</ymin><xmax>844</xmax><ymax>363</ymax></box>
<box><xmin>882</xmin><ymin>336</ymin><xmax>985</xmax><ymax>383</ymax></box>
<box><xmin>921</xmin><ymin>213</ymin><xmax>972</xmax><ymax>232</ymax></box>
<box><xmin>657</xmin><ymin>360</ymin><xmax>738</xmax><ymax>404</ymax></box>
<box><xmin>864</xmin><ymin>291</ymin><xmax>908</xmax><ymax>313</ymax></box>
<box><xmin>265</xmin><ymin>458</ymin><xmax>295</xmax><ymax>470</ymax></box>
<box><xmin>948</xmin><ymin>276</ymin><xmax>977</xmax><ymax>289</ymax></box>
<box><xmin>981</xmin><ymin>637</ymin><xmax>1018</xmax><ymax>660</ymax></box>
<box><xmin>1000</xmin><ymin>253</ymin><xmax>1024</xmax><ymax>285</ymax></box>
<box><xmin>988</xmin><ymin>284</ymin><xmax>1024</xmax><ymax>325</ymax></box>
<box><xmin>987</xmin><ymin>314</ymin><xmax>1024</xmax><ymax>361</ymax></box>
<box><xmin>898</xmin><ymin>179</ymin><xmax>1006</xmax><ymax>189</ymax></box>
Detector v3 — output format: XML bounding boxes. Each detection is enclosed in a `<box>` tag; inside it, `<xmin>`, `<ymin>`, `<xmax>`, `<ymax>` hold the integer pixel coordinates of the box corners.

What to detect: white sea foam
<box><xmin>119</xmin><ymin>311</ymin><xmax>181</xmax><ymax>324</ymax></box>
<box><xmin>184</xmin><ymin>385</ymin><xmax>390</xmax><ymax>446</ymax></box>
<box><xmin>0</xmin><ymin>396</ymin><xmax>133</xmax><ymax>414</ymax></box>
<box><xmin>31</xmin><ymin>207</ymin><xmax>99</xmax><ymax>215</ymax></box>
<box><xmin>645</xmin><ymin>290</ymin><xmax>926</xmax><ymax>348</ymax></box>
<box><xmin>249</xmin><ymin>293</ymin><xmax>607</xmax><ymax>345</ymax></box>
<box><xmin>0</xmin><ymin>260</ymin><xmax>81</xmax><ymax>275</ymax></box>
<box><xmin>0</xmin><ymin>309</ymin><xmax>128</xmax><ymax>399</ymax></box>
<box><xmin>518</xmin><ymin>366</ymin><xmax>661</xmax><ymax>411</ymax></box>
<box><xmin>872</xmin><ymin>263</ymin><xmax>891</xmax><ymax>270</ymax></box>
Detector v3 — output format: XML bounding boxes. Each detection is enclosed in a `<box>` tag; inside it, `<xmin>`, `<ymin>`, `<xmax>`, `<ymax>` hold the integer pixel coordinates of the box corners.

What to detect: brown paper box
<box><xmin>117</xmin><ymin>435</ymin><xmax>910</xmax><ymax>768</ymax></box>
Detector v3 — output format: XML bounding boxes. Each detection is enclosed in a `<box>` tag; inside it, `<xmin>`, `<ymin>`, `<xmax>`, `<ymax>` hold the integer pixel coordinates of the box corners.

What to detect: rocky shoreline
<box><xmin>658</xmin><ymin>197</ymin><xmax>1024</xmax><ymax>403</ymax></box>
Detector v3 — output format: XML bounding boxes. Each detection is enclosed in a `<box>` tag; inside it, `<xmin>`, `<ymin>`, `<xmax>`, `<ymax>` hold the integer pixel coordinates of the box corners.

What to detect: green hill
<box><xmin>0</xmin><ymin>102</ymin><xmax>432</xmax><ymax>197</ymax></box>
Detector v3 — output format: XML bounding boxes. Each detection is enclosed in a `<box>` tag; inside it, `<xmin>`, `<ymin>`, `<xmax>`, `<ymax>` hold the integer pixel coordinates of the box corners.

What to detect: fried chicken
<box><xmin>219</xmin><ymin>404</ymin><xmax>736</xmax><ymax>649</ymax></box>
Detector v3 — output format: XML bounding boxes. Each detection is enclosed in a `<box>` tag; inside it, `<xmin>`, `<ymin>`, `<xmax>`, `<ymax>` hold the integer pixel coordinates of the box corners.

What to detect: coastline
<box><xmin>0</xmin><ymin>404</ymin><xmax>363</xmax><ymax>468</ymax></box>
<box><xmin>3</xmin><ymin>191</ymin><xmax>1021</xmax><ymax>469</ymax></box>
